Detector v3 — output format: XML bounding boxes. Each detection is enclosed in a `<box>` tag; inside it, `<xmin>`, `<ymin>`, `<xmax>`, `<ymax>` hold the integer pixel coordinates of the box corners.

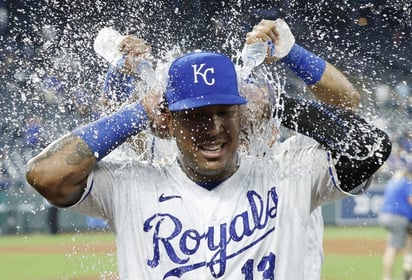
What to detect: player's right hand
<box><xmin>118</xmin><ymin>35</ymin><xmax>154</xmax><ymax>75</ymax></box>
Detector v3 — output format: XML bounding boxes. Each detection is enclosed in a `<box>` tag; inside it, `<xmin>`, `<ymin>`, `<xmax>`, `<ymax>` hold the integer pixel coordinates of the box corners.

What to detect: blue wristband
<box><xmin>103</xmin><ymin>56</ymin><xmax>135</xmax><ymax>102</ymax></box>
<box><xmin>72</xmin><ymin>103</ymin><xmax>148</xmax><ymax>160</ymax></box>
<box><xmin>280</xmin><ymin>44</ymin><xmax>326</xmax><ymax>86</ymax></box>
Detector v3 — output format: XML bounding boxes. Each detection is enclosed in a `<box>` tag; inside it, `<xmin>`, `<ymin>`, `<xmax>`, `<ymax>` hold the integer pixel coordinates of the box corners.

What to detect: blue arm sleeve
<box><xmin>280</xmin><ymin>44</ymin><xmax>326</xmax><ymax>86</ymax></box>
<box><xmin>72</xmin><ymin>103</ymin><xmax>148</xmax><ymax>160</ymax></box>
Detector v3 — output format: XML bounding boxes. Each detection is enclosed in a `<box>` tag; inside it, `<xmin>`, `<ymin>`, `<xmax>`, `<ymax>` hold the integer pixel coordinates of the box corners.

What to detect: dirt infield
<box><xmin>323</xmin><ymin>238</ymin><xmax>385</xmax><ymax>255</ymax></box>
<box><xmin>0</xmin><ymin>242</ymin><xmax>116</xmax><ymax>255</ymax></box>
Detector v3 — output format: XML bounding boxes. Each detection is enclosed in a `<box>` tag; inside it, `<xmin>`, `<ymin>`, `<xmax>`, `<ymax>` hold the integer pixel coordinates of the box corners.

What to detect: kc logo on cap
<box><xmin>192</xmin><ymin>63</ymin><xmax>215</xmax><ymax>86</ymax></box>
<box><xmin>165</xmin><ymin>51</ymin><xmax>247</xmax><ymax>111</ymax></box>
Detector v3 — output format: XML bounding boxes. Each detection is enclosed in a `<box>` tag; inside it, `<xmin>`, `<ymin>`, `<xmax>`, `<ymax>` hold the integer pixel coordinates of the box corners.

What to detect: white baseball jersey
<box><xmin>71</xmin><ymin>141</ymin><xmax>346</xmax><ymax>279</ymax></box>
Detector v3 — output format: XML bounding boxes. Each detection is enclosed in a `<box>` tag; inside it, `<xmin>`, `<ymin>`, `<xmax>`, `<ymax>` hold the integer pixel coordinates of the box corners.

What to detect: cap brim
<box><xmin>168</xmin><ymin>94</ymin><xmax>247</xmax><ymax>111</ymax></box>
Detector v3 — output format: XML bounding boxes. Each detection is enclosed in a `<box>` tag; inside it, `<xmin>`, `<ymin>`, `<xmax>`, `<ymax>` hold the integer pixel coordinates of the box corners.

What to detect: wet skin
<box><xmin>170</xmin><ymin>105</ymin><xmax>241</xmax><ymax>184</ymax></box>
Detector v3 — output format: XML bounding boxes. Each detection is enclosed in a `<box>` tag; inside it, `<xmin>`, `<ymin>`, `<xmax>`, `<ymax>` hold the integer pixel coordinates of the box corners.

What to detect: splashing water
<box><xmin>236</xmin><ymin>63</ymin><xmax>285</xmax><ymax>158</ymax></box>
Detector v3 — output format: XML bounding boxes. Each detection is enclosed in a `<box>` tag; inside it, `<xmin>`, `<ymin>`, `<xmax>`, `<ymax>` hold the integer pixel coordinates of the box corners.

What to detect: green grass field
<box><xmin>0</xmin><ymin>232</ymin><xmax>117</xmax><ymax>280</ymax></box>
<box><xmin>322</xmin><ymin>226</ymin><xmax>403</xmax><ymax>280</ymax></box>
<box><xmin>0</xmin><ymin>226</ymin><xmax>405</xmax><ymax>280</ymax></box>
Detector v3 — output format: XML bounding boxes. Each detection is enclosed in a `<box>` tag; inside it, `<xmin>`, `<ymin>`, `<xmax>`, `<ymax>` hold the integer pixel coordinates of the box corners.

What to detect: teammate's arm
<box><xmin>102</xmin><ymin>35</ymin><xmax>153</xmax><ymax>105</ymax></box>
<box><xmin>280</xmin><ymin>95</ymin><xmax>391</xmax><ymax>192</ymax></box>
<box><xmin>308</xmin><ymin>62</ymin><xmax>360</xmax><ymax>112</ymax></box>
<box><xmin>246</xmin><ymin>19</ymin><xmax>360</xmax><ymax>112</ymax></box>
<box><xmin>245</xmin><ymin>19</ymin><xmax>390</xmax><ymax>192</ymax></box>
<box><xmin>101</xmin><ymin>34</ymin><xmax>168</xmax><ymax>139</ymax></box>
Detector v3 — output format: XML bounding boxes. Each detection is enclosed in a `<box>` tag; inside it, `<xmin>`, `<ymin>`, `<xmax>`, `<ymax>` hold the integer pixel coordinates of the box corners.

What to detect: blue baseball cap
<box><xmin>165</xmin><ymin>51</ymin><xmax>247</xmax><ymax>111</ymax></box>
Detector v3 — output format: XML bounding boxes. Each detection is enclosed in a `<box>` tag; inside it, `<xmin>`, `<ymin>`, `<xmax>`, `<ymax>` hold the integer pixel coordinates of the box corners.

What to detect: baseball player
<box><xmin>26</xmin><ymin>21</ymin><xmax>391</xmax><ymax>279</ymax></box>
<box><xmin>101</xmin><ymin>19</ymin><xmax>362</xmax><ymax>280</ymax></box>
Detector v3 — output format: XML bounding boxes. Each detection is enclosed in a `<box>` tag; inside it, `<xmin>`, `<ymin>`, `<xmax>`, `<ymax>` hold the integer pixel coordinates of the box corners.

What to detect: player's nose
<box><xmin>204</xmin><ymin>114</ymin><xmax>224</xmax><ymax>135</ymax></box>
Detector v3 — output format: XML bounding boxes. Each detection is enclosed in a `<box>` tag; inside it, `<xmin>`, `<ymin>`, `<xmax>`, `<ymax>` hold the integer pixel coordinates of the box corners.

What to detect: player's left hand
<box><xmin>246</xmin><ymin>19</ymin><xmax>295</xmax><ymax>63</ymax></box>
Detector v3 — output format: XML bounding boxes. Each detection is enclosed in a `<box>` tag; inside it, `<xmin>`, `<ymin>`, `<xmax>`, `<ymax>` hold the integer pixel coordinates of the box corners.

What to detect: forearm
<box><xmin>309</xmin><ymin>62</ymin><xmax>360</xmax><ymax>112</ymax></box>
<box><xmin>280</xmin><ymin>44</ymin><xmax>360</xmax><ymax>112</ymax></box>
<box><xmin>25</xmin><ymin>135</ymin><xmax>96</xmax><ymax>207</ymax></box>
<box><xmin>279</xmin><ymin>95</ymin><xmax>391</xmax><ymax>192</ymax></box>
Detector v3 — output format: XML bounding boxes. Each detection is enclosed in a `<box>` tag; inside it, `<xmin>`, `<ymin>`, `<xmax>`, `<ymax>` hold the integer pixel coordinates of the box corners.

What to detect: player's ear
<box><xmin>154</xmin><ymin>96</ymin><xmax>175</xmax><ymax>138</ymax></box>
<box><xmin>165</xmin><ymin>109</ymin><xmax>175</xmax><ymax>138</ymax></box>
<box><xmin>142</xmin><ymin>94</ymin><xmax>173</xmax><ymax>139</ymax></box>
<box><xmin>152</xmin><ymin>103</ymin><xmax>172</xmax><ymax>139</ymax></box>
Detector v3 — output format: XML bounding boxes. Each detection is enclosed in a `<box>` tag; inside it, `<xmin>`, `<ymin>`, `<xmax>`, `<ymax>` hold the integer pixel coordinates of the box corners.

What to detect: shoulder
<box><xmin>281</xmin><ymin>135</ymin><xmax>318</xmax><ymax>148</ymax></box>
<box><xmin>274</xmin><ymin>136</ymin><xmax>326</xmax><ymax>166</ymax></box>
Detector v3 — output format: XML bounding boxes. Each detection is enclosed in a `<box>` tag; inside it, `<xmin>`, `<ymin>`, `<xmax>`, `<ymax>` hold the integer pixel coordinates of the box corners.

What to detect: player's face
<box><xmin>170</xmin><ymin>105</ymin><xmax>241</xmax><ymax>183</ymax></box>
